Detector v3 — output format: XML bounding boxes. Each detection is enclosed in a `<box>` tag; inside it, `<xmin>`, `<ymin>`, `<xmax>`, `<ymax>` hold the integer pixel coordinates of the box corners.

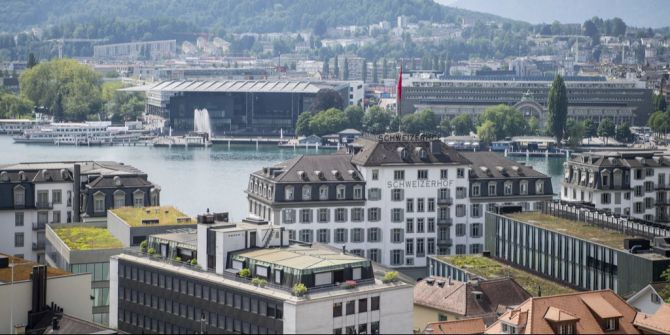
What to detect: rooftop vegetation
<box><xmin>53</xmin><ymin>226</ymin><xmax>123</xmax><ymax>250</ymax></box>
<box><xmin>110</xmin><ymin>206</ymin><xmax>193</xmax><ymax>227</ymax></box>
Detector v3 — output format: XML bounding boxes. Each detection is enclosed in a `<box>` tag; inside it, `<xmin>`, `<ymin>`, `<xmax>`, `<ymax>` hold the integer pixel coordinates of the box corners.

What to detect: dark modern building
<box><xmin>400</xmin><ymin>75</ymin><xmax>653</xmax><ymax>126</ymax></box>
<box><xmin>144</xmin><ymin>80</ymin><xmax>351</xmax><ymax>136</ymax></box>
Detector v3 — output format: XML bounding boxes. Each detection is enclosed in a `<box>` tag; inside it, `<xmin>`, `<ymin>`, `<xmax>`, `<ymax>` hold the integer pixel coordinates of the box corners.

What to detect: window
<box><xmin>317</xmin><ymin>208</ymin><xmax>330</xmax><ymax>223</ymax></box>
<box><xmin>333</xmin><ymin>302</ymin><xmax>343</xmax><ymax>317</ymax></box>
<box><xmin>358</xmin><ymin>298</ymin><xmax>367</xmax><ymax>313</ymax></box>
<box><xmin>472</xmin><ymin>183</ymin><xmax>481</xmax><ymax>196</ymax></box>
<box><xmin>346</xmin><ymin>301</ymin><xmax>355</xmax><ymax>315</ymax></box>
<box><xmin>367</xmin><ymin>228</ymin><xmax>381</xmax><ymax>242</ymax></box>
<box><xmin>428</xmin><ymin>198</ymin><xmax>435</xmax><ymax>212</ymax></box>
<box><xmin>351</xmin><ymin>208</ymin><xmax>364</xmax><ymax>222</ymax></box>
<box><xmin>558</xmin><ymin>323</ymin><xmax>574</xmax><ymax>334</ymax></box>
<box><xmin>456</xmin><ymin>224</ymin><xmax>466</xmax><ymax>236</ymax></box>
<box><xmin>93</xmin><ymin>192</ymin><xmax>105</xmax><ymax>213</ymax></box>
<box><xmin>417</xmin><ymin>218</ymin><xmax>425</xmax><ymax>233</ymax></box>
<box><xmin>417</xmin><ymin>170</ymin><xmax>428</xmax><ymax>180</ymax></box>
<box><xmin>645</xmin><ymin>181</ymin><xmax>654</xmax><ymax>192</ymax></box>
<box><xmin>406</xmin><ymin>218</ymin><xmax>414</xmax><ymax>233</ymax></box>
<box><xmin>471</xmin><ymin>223</ymin><xmax>482</xmax><ymax>237</ymax></box>
<box><xmin>351</xmin><ymin>228</ymin><xmax>364</xmax><ymax>243</ymax></box>
<box><xmin>504</xmin><ymin>182</ymin><xmax>513</xmax><ymax>195</ymax></box>
<box><xmin>300</xmin><ymin>209</ymin><xmax>313</xmax><ymax>223</ymax></box>
<box><xmin>282</xmin><ymin>209</ymin><xmax>296</xmax><ymax>224</ymax></box>
<box><xmin>605</xmin><ymin>318</ymin><xmax>617</xmax><ymax>331</ymax></box>
<box><xmin>299</xmin><ymin>229</ymin><xmax>313</xmax><ymax>243</ymax></box>
<box><xmin>394</xmin><ymin>170</ymin><xmax>405</xmax><ymax>180</ymax></box>
<box><xmin>391</xmin><ymin>189</ymin><xmax>404</xmax><ymax>201</ymax></box>
<box><xmin>440</xmin><ymin>169</ymin><xmax>448</xmax><ymax>179</ymax></box>
<box><xmin>317</xmin><ymin>229</ymin><xmax>330</xmax><ymax>243</ymax></box>
<box><xmin>319</xmin><ymin>185</ymin><xmax>329</xmax><ymax>200</ymax></box>
<box><xmin>428</xmin><ymin>218</ymin><xmax>435</xmax><ymax>232</ymax></box>
<box><xmin>439</xmin><ymin>188</ymin><xmax>450</xmax><ymax>200</ymax></box>
<box><xmin>37</xmin><ymin>190</ymin><xmax>48</xmax><ymax>207</ymax></box>
<box><xmin>417</xmin><ymin>238</ymin><xmax>425</xmax><ymax>256</ymax></box>
<box><xmin>15</xmin><ymin>232</ymin><xmax>24</xmax><ymax>247</ymax></box>
<box><xmin>52</xmin><ymin>211</ymin><xmax>61</xmax><ymax>223</ymax></box>
<box><xmin>15</xmin><ymin>212</ymin><xmax>24</xmax><ymax>227</ymax></box>
<box><xmin>285</xmin><ymin>186</ymin><xmax>294</xmax><ymax>200</ymax></box>
<box><xmin>427</xmin><ymin>238</ymin><xmax>435</xmax><ymax>254</ymax></box>
<box><xmin>13</xmin><ymin>185</ymin><xmax>25</xmax><ymax>206</ymax></box>
<box><xmin>336</xmin><ymin>185</ymin><xmax>346</xmax><ymax>199</ymax></box>
<box><xmin>456</xmin><ymin>187</ymin><xmax>466</xmax><ymax>199</ymax></box>
<box><xmin>113</xmin><ymin>190</ymin><xmax>125</xmax><ymax>208</ymax></box>
<box><xmin>368</xmin><ymin>188</ymin><xmax>382</xmax><ymax>201</ymax></box>
<box><xmin>391</xmin><ymin>229</ymin><xmax>403</xmax><ymax>243</ymax></box>
<box><xmin>372</xmin><ymin>169</ymin><xmax>379</xmax><ymax>180</ymax></box>
<box><xmin>471</xmin><ymin>204</ymin><xmax>482</xmax><ymax>218</ymax></box>
<box><xmin>371</xmin><ymin>296</ymin><xmax>380</xmax><ymax>311</ymax></box>
<box><xmin>417</xmin><ymin>198</ymin><xmax>425</xmax><ymax>212</ymax></box>
<box><xmin>601</xmin><ymin>193</ymin><xmax>611</xmax><ymax>204</ymax></box>
<box><xmin>367</xmin><ymin>208</ymin><xmax>381</xmax><ymax>221</ymax></box>
<box><xmin>405</xmin><ymin>239</ymin><xmax>414</xmax><ymax>255</ymax></box>
<box><xmin>133</xmin><ymin>190</ymin><xmax>144</xmax><ymax>207</ymax></box>
<box><xmin>335</xmin><ymin>228</ymin><xmax>348</xmax><ymax>243</ymax></box>
<box><xmin>406</xmin><ymin>198</ymin><xmax>414</xmax><ymax>212</ymax></box>
<box><xmin>391</xmin><ymin>250</ymin><xmax>403</xmax><ymax>265</ymax></box>
<box><xmin>367</xmin><ymin>249</ymin><xmax>381</xmax><ymax>262</ymax></box>
<box><xmin>335</xmin><ymin>208</ymin><xmax>347</xmax><ymax>222</ymax></box>
<box><xmin>302</xmin><ymin>185</ymin><xmax>312</xmax><ymax>200</ymax></box>
<box><xmin>455</xmin><ymin>204</ymin><xmax>466</xmax><ymax>217</ymax></box>
<box><xmin>438</xmin><ymin>314</ymin><xmax>448</xmax><ymax>321</ymax></box>
<box><xmin>391</xmin><ymin>208</ymin><xmax>404</xmax><ymax>222</ymax></box>
<box><xmin>635</xmin><ymin>186</ymin><xmax>643</xmax><ymax>197</ymax></box>
<box><xmin>520</xmin><ymin>181</ymin><xmax>528</xmax><ymax>195</ymax></box>
<box><xmin>457</xmin><ymin>168</ymin><xmax>465</xmax><ymax>178</ymax></box>
<box><xmin>536</xmin><ymin>180</ymin><xmax>544</xmax><ymax>194</ymax></box>
<box><xmin>455</xmin><ymin>245</ymin><xmax>466</xmax><ymax>254</ymax></box>
<box><xmin>353</xmin><ymin>185</ymin><xmax>363</xmax><ymax>200</ymax></box>
<box><xmin>52</xmin><ymin>190</ymin><xmax>62</xmax><ymax>204</ymax></box>
<box><xmin>488</xmin><ymin>182</ymin><xmax>497</xmax><ymax>196</ymax></box>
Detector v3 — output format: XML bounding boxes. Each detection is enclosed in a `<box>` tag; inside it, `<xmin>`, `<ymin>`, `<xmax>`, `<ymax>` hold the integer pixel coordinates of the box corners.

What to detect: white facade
<box><xmin>626</xmin><ymin>284</ymin><xmax>666</xmax><ymax>315</ymax></box>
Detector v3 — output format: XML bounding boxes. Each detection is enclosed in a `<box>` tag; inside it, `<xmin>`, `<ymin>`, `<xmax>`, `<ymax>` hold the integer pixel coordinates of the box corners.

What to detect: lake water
<box><xmin>0</xmin><ymin>136</ymin><xmax>566</xmax><ymax>220</ymax></box>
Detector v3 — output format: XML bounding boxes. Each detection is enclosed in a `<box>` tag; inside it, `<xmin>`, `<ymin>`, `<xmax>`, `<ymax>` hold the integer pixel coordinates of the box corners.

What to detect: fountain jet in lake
<box><xmin>194</xmin><ymin>108</ymin><xmax>212</xmax><ymax>139</ymax></box>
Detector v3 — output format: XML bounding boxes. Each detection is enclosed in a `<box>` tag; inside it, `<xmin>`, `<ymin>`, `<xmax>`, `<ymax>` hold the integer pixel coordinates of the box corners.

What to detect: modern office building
<box><xmin>141</xmin><ymin>80</ymin><xmax>352</xmax><ymax>136</ymax></box>
<box><xmin>109</xmin><ymin>215</ymin><xmax>414</xmax><ymax>334</ymax></box>
<box><xmin>0</xmin><ymin>254</ymin><xmax>93</xmax><ymax>333</ymax></box>
<box><xmin>93</xmin><ymin>40</ymin><xmax>177</xmax><ymax>61</ymax></box>
<box><xmin>45</xmin><ymin>206</ymin><xmax>194</xmax><ymax>325</ymax></box>
<box><xmin>400</xmin><ymin>75</ymin><xmax>652</xmax><ymax>126</ymax></box>
<box><xmin>561</xmin><ymin>151</ymin><xmax>670</xmax><ymax>223</ymax></box>
<box><xmin>0</xmin><ymin>161</ymin><xmax>159</xmax><ymax>263</ymax></box>
<box><xmin>247</xmin><ymin>136</ymin><xmax>553</xmax><ymax>269</ymax></box>
<box><xmin>484</xmin><ymin>203</ymin><xmax>670</xmax><ymax>296</ymax></box>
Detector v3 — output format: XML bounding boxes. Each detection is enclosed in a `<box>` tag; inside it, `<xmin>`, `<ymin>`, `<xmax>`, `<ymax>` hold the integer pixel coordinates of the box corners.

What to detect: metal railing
<box><xmin>437</xmin><ymin>218</ymin><xmax>453</xmax><ymax>225</ymax></box>
<box><xmin>36</xmin><ymin>201</ymin><xmax>53</xmax><ymax>209</ymax></box>
<box><xmin>437</xmin><ymin>197</ymin><xmax>453</xmax><ymax>206</ymax></box>
<box><xmin>32</xmin><ymin>241</ymin><xmax>45</xmax><ymax>250</ymax></box>
<box><xmin>32</xmin><ymin>222</ymin><xmax>46</xmax><ymax>230</ymax></box>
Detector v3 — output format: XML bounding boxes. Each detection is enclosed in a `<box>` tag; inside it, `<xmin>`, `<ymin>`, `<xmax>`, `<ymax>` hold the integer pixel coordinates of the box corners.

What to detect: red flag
<box><xmin>397</xmin><ymin>66</ymin><xmax>403</xmax><ymax>103</ymax></box>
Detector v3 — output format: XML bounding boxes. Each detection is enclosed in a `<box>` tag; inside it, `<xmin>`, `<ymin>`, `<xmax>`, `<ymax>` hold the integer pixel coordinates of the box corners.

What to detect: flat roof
<box><xmin>150</xmin><ymin>229</ymin><xmax>197</xmax><ymax>246</ymax></box>
<box><xmin>233</xmin><ymin>244</ymin><xmax>369</xmax><ymax>271</ymax></box>
<box><xmin>434</xmin><ymin>255</ymin><xmax>575</xmax><ymax>297</ymax></box>
<box><xmin>504</xmin><ymin>212</ymin><xmax>639</xmax><ymax>251</ymax></box>
<box><xmin>110</xmin><ymin>206</ymin><xmax>194</xmax><ymax>227</ymax></box>
<box><xmin>53</xmin><ymin>226</ymin><xmax>124</xmax><ymax>250</ymax></box>
<box><xmin>0</xmin><ymin>254</ymin><xmax>71</xmax><ymax>283</ymax></box>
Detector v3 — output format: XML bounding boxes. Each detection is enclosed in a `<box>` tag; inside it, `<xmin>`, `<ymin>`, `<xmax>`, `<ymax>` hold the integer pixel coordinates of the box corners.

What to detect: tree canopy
<box><xmin>399</xmin><ymin>109</ymin><xmax>438</xmax><ymax>134</ymax></box>
<box><xmin>477</xmin><ymin>104</ymin><xmax>528</xmax><ymax>140</ymax></box>
<box><xmin>308</xmin><ymin>108</ymin><xmax>348</xmax><ymax>136</ymax></box>
<box><xmin>295</xmin><ymin>112</ymin><xmax>313</xmax><ymax>136</ymax></box>
<box><xmin>363</xmin><ymin>106</ymin><xmax>393</xmax><ymax>134</ymax></box>
<box><xmin>451</xmin><ymin>114</ymin><xmax>474</xmax><ymax>136</ymax></box>
<box><xmin>597</xmin><ymin>118</ymin><xmax>616</xmax><ymax>144</ymax></box>
<box><xmin>547</xmin><ymin>74</ymin><xmax>568</xmax><ymax>144</ymax></box>
<box><xmin>344</xmin><ymin>105</ymin><xmax>364</xmax><ymax>130</ymax></box>
<box><xmin>310</xmin><ymin>89</ymin><xmax>344</xmax><ymax>113</ymax></box>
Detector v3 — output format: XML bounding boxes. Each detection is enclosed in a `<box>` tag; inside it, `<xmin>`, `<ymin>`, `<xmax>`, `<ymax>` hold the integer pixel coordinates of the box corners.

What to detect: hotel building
<box><xmin>246</xmin><ymin>136</ymin><xmax>553</xmax><ymax>269</ymax></box>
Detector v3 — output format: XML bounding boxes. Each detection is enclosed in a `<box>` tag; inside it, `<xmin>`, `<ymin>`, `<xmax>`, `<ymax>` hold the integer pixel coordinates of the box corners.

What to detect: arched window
<box><xmin>520</xmin><ymin>180</ymin><xmax>528</xmax><ymax>195</ymax></box>
<box><xmin>536</xmin><ymin>180</ymin><xmax>545</xmax><ymax>194</ymax></box>
<box><xmin>284</xmin><ymin>186</ymin><xmax>294</xmax><ymax>201</ymax></box>
<box><xmin>302</xmin><ymin>185</ymin><xmax>312</xmax><ymax>200</ymax></box>
<box><xmin>150</xmin><ymin>188</ymin><xmax>160</xmax><ymax>206</ymax></box>
<box><xmin>113</xmin><ymin>190</ymin><xmax>126</xmax><ymax>208</ymax></box>
<box><xmin>94</xmin><ymin>191</ymin><xmax>106</xmax><ymax>213</ymax></box>
<box><xmin>336</xmin><ymin>185</ymin><xmax>346</xmax><ymax>200</ymax></box>
<box><xmin>133</xmin><ymin>190</ymin><xmax>145</xmax><ymax>207</ymax></box>
<box><xmin>319</xmin><ymin>185</ymin><xmax>329</xmax><ymax>200</ymax></box>
<box><xmin>353</xmin><ymin>185</ymin><xmax>363</xmax><ymax>200</ymax></box>
<box><xmin>13</xmin><ymin>185</ymin><xmax>25</xmax><ymax>207</ymax></box>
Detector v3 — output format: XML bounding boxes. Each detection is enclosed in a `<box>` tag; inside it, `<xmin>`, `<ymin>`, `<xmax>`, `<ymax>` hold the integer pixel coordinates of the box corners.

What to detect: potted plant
<box><xmin>292</xmin><ymin>283</ymin><xmax>307</xmax><ymax>296</ymax></box>
<box><xmin>341</xmin><ymin>280</ymin><xmax>358</xmax><ymax>289</ymax></box>
<box><xmin>174</xmin><ymin>256</ymin><xmax>182</xmax><ymax>262</ymax></box>
<box><xmin>147</xmin><ymin>247</ymin><xmax>156</xmax><ymax>256</ymax></box>
<box><xmin>140</xmin><ymin>240</ymin><xmax>148</xmax><ymax>252</ymax></box>
<box><xmin>238</xmin><ymin>268</ymin><xmax>251</xmax><ymax>278</ymax></box>
<box><xmin>382</xmin><ymin>271</ymin><xmax>398</xmax><ymax>284</ymax></box>
<box><xmin>190</xmin><ymin>258</ymin><xmax>197</xmax><ymax>266</ymax></box>
<box><xmin>251</xmin><ymin>278</ymin><xmax>268</xmax><ymax>287</ymax></box>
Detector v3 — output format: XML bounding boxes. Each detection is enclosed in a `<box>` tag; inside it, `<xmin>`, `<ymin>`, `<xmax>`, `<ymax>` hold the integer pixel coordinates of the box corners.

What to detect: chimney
<box><xmin>73</xmin><ymin>164</ymin><xmax>81</xmax><ymax>222</ymax></box>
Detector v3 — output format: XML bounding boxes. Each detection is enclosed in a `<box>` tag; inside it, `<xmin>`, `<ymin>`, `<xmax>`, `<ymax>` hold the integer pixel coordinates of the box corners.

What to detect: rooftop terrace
<box><xmin>110</xmin><ymin>206</ymin><xmax>193</xmax><ymax>227</ymax></box>
<box><xmin>505</xmin><ymin>212</ymin><xmax>639</xmax><ymax>250</ymax></box>
<box><xmin>0</xmin><ymin>254</ymin><xmax>71</xmax><ymax>283</ymax></box>
<box><xmin>53</xmin><ymin>226</ymin><xmax>123</xmax><ymax>250</ymax></box>
<box><xmin>233</xmin><ymin>245</ymin><xmax>370</xmax><ymax>272</ymax></box>
<box><xmin>435</xmin><ymin>255</ymin><xmax>575</xmax><ymax>297</ymax></box>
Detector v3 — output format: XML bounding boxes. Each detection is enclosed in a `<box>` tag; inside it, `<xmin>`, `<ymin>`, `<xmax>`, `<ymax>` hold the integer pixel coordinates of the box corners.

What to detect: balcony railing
<box><xmin>35</xmin><ymin>201</ymin><xmax>53</xmax><ymax>209</ymax></box>
<box><xmin>32</xmin><ymin>222</ymin><xmax>46</xmax><ymax>231</ymax></box>
<box><xmin>437</xmin><ymin>218</ymin><xmax>453</xmax><ymax>226</ymax></box>
<box><xmin>32</xmin><ymin>241</ymin><xmax>45</xmax><ymax>250</ymax></box>
<box><xmin>437</xmin><ymin>237</ymin><xmax>453</xmax><ymax>246</ymax></box>
<box><xmin>437</xmin><ymin>197</ymin><xmax>453</xmax><ymax>206</ymax></box>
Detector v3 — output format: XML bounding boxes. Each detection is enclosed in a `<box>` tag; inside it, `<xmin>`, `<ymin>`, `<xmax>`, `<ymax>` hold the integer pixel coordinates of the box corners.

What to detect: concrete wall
<box><xmin>0</xmin><ymin>273</ymin><xmax>92</xmax><ymax>332</ymax></box>
<box><xmin>107</xmin><ymin>212</ymin><xmax>131</xmax><ymax>247</ymax></box>
<box><xmin>109</xmin><ymin>257</ymin><xmax>119</xmax><ymax>329</ymax></box>
<box><xmin>413</xmin><ymin>304</ymin><xmax>461</xmax><ymax>332</ymax></box>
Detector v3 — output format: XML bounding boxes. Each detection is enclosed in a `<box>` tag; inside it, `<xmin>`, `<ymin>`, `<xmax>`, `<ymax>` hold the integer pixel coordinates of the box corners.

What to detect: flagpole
<box><xmin>397</xmin><ymin>63</ymin><xmax>402</xmax><ymax>132</ymax></box>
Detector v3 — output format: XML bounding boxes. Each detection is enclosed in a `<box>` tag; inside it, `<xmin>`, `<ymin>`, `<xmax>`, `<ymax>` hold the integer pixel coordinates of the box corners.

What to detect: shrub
<box><xmin>238</xmin><ymin>268</ymin><xmax>251</xmax><ymax>278</ymax></box>
<box><xmin>382</xmin><ymin>271</ymin><xmax>398</xmax><ymax>283</ymax></box>
<box><xmin>251</xmin><ymin>278</ymin><xmax>267</xmax><ymax>287</ymax></box>
<box><xmin>292</xmin><ymin>283</ymin><xmax>307</xmax><ymax>296</ymax></box>
<box><xmin>190</xmin><ymin>258</ymin><xmax>197</xmax><ymax>266</ymax></box>
<box><xmin>140</xmin><ymin>240</ymin><xmax>148</xmax><ymax>251</ymax></box>
<box><xmin>147</xmin><ymin>247</ymin><xmax>156</xmax><ymax>255</ymax></box>
<box><xmin>174</xmin><ymin>256</ymin><xmax>182</xmax><ymax>262</ymax></box>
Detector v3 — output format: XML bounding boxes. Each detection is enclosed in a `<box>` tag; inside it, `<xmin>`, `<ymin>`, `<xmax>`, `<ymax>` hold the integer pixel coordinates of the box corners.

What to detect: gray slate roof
<box><xmin>569</xmin><ymin>151</ymin><xmax>670</xmax><ymax>168</ymax></box>
<box><xmin>462</xmin><ymin>152</ymin><xmax>549</xmax><ymax>179</ymax></box>
<box><xmin>351</xmin><ymin>136</ymin><xmax>470</xmax><ymax>166</ymax></box>
<box><xmin>253</xmin><ymin>154</ymin><xmax>362</xmax><ymax>183</ymax></box>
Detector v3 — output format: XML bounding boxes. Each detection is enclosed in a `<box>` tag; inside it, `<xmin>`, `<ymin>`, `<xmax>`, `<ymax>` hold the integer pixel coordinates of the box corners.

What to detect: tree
<box><xmin>310</xmin><ymin>89</ymin><xmax>343</xmax><ymax>112</ymax></box>
<box><xmin>615</xmin><ymin>122</ymin><xmax>634</xmax><ymax>143</ymax></box>
<box><xmin>477</xmin><ymin>120</ymin><xmax>497</xmax><ymax>145</ymax></box>
<box><xmin>26</xmin><ymin>52</ymin><xmax>38</xmax><ymax>69</ymax></box>
<box><xmin>657</xmin><ymin>95</ymin><xmax>667</xmax><ymax>113</ymax></box>
<box><xmin>308</xmin><ymin>108</ymin><xmax>348</xmax><ymax>136</ymax></box>
<box><xmin>362</xmin><ymin>106</ymin><xmax>392</xmax><ymax>134</ymax></box>
<box><xmin>400</xmin><ymin>109</ymin><xmax>438</xmax><ymax>134</ymax></box>
<box><xmin>0</xmin><ymin>93</ymin><xmax>33</xmax><ymax>118</ymax></box>
<box><xmin>528</xmin><ymin>116</ymin><xmax>540</xmax><ymax>135</ymax></box>
<box><xmin>649</xmin><ymin>111</ymin><xmax>670</xmax><ymax>136</ymax></box>
<box><xmin>610</xmin><ymin>17</ymin><xmax>627</xmax><ymax>37</ymax></box>
<box><xmin>565</xmin><ymin>119</ymin><xmax>585</xmax><ymax>147</ymax></box>
<box><xmin>438</xmin><ymin>117</ymin><xmax>451</xmax><ymax>136</ymax></box>
<box><xmin>333</xmin><ymin>56</ymin><xmax>340</xmax><ymax>79</ymax></box>
<box><xmin>295</xmin><ymin>112</ymin><xmax>313</xmax><ymax>136</ymax></box>
<box><xmin>312</xmin><ymin>19</ymin><xmax>327</xmax><ymax>37</ymax></box>
<box><xmin>343</xmin><ymin>58</ymin><xmax>349</xmax><ymax>80</ymax></box>
<box><xmin>547</xmin><ymin>74</ymin><xmax>568</xmax><ymax>144</ymax></box>
<box><xmin>597</xmin><ymin>118</ymin><xmax>615</xmax><ymax>144</ymax></box>
<box><xmin>452</xmin><ymin>114</ymin><xmax>474</xmax><ymax>136</ymax></box>
<box><xmin>583</xmin><ymin>20</ymin><xmax>600</xmax><ymax>45</ymax></box>
<box><xmin>361</xmin><ymin>59</ymin><xmax>367</xmax><ymax>83</ymax></box>
<box><xmin>322</xmin><ymin>57</ymin><xmax>329</xmax><ymax>79</ymax></box>
<box><xmin>478</xmin><ymin>105</ymin><xmax>528</xmax><ymax>140</ymax></box>
<box><xmin>53</xmin><ymin>92</ymin><xmax>64</xmax><ymax>122</ymax></box>
<box><xmin>660</xmin><ymin>266</ymin><xmax>670</xmax><ymax>303</ymax></box>
<box><xmin>372</xmin><ymin>60</ymin><xmax>378</xmax><ymax>83</ymax></box>
<box><xmin>344</xmin><ymin>105</ymin><xmax>364</xmax><ymax>130</ymax></box>
<box><xmin>20</xmin><ymin>59</ymin><xmax>102</xmax><ymax>121</ymax></box>
<box><xmin>584</xmin><ymin>119</ymin><xmax>597</xmax><ymax>139</ymax></box>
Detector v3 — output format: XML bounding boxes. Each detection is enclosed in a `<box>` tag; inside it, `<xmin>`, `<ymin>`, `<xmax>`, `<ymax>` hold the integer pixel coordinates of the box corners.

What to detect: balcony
<box><xmin>35</xmin><ymin>201</ymin><xmax>53</xmax><ymax>209</ymax></box>
<box><xmin>32</xmin><ymin>222</ymin><xmax>46</xmax><ymax>231</ymax></box>
<box><xmin>437</xmin><ymin>218</ymin><xmax>453</xmax><ymax>226</ymax></box>
<box><xmin>437</xmin><ymin>197</ymin><xmax>453</xmax><ymax>206</ymax></box>
<box><xmin>437</xmin><ymin>237</ymin><xmax>453</xmax><ymax>247</ymax></box>
<box><xmin>32</xmin><ymin>241</ymin><xmax>45</xmax><ymax>251</ymax></box>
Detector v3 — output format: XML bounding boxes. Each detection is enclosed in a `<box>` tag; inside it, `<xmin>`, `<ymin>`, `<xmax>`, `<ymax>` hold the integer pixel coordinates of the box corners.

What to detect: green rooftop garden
<box><xmin>506</xmin><ymin>212</ymin><xmax>638</xmax><ymax>250</ymax></box>
<box><xmin>53</xmin><ymin>226</ymin><xmax>123</xmax><ymax>250</ymax></box>
<box><xmin>110</xmin><ymin>206</ymin><xmax>193</xmax><ymax>227</ymax></box>
<box><xmin>438</xmin><ymin>255</ymin><xmax>575</xmax><ymax>297</ymax></box>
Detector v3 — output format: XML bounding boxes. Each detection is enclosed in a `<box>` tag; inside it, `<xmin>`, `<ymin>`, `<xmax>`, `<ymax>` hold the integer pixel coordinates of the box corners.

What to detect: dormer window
<box><xmin>336</xmin><ymin>185</ymin><xmax>346</xmax><ymax>200</ymax></box>
<box><xmin>319</xmin><ymin>185</ymin><xmax>329</xmax><ymax>200</ymax></box>
<box><xmin>285</xmin><ymin>186</ymin><xmax>294</xmax><ymax>201</ymax></box>
<box><xmin>501</xmin><ymin>323</ymin><xmax>517</xmax><ymax>334</ymax></box>
<box><xmin>504</xmin><ymin>181</ymin><xmax>513</xmax><ymax>195</ymax></box>
<box><xmin>558</xmin><ymin>323</ymin><xmax>575</xmax><ymax>334</ymax></box>
<box><xmin>13</xmin><ymin>185</ymin><xmax>25</xmax><ymax>207</ymax></box>
<box><xmin>353</xmin><ymin>185</ymin><xmax>363</xmax><ymax>200</ymax></box>
<box><xmin>604</xmin><ymin>318</ymin><xmax>617</xmax><ymax>331</ymax></box>
<box><xmin>536</xmin><ymin>180</ymin><xmax>544</xmax><ymax>194</ymax></box>
<box><xmin>302</xmin><ymin>185</ymin><xmax>312</xmax><ymax>200</ymax></box>
<box><xmin>520</xmin><ymin>180</ymin><xmax>528</xmax><ymax>195</ymax></box>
